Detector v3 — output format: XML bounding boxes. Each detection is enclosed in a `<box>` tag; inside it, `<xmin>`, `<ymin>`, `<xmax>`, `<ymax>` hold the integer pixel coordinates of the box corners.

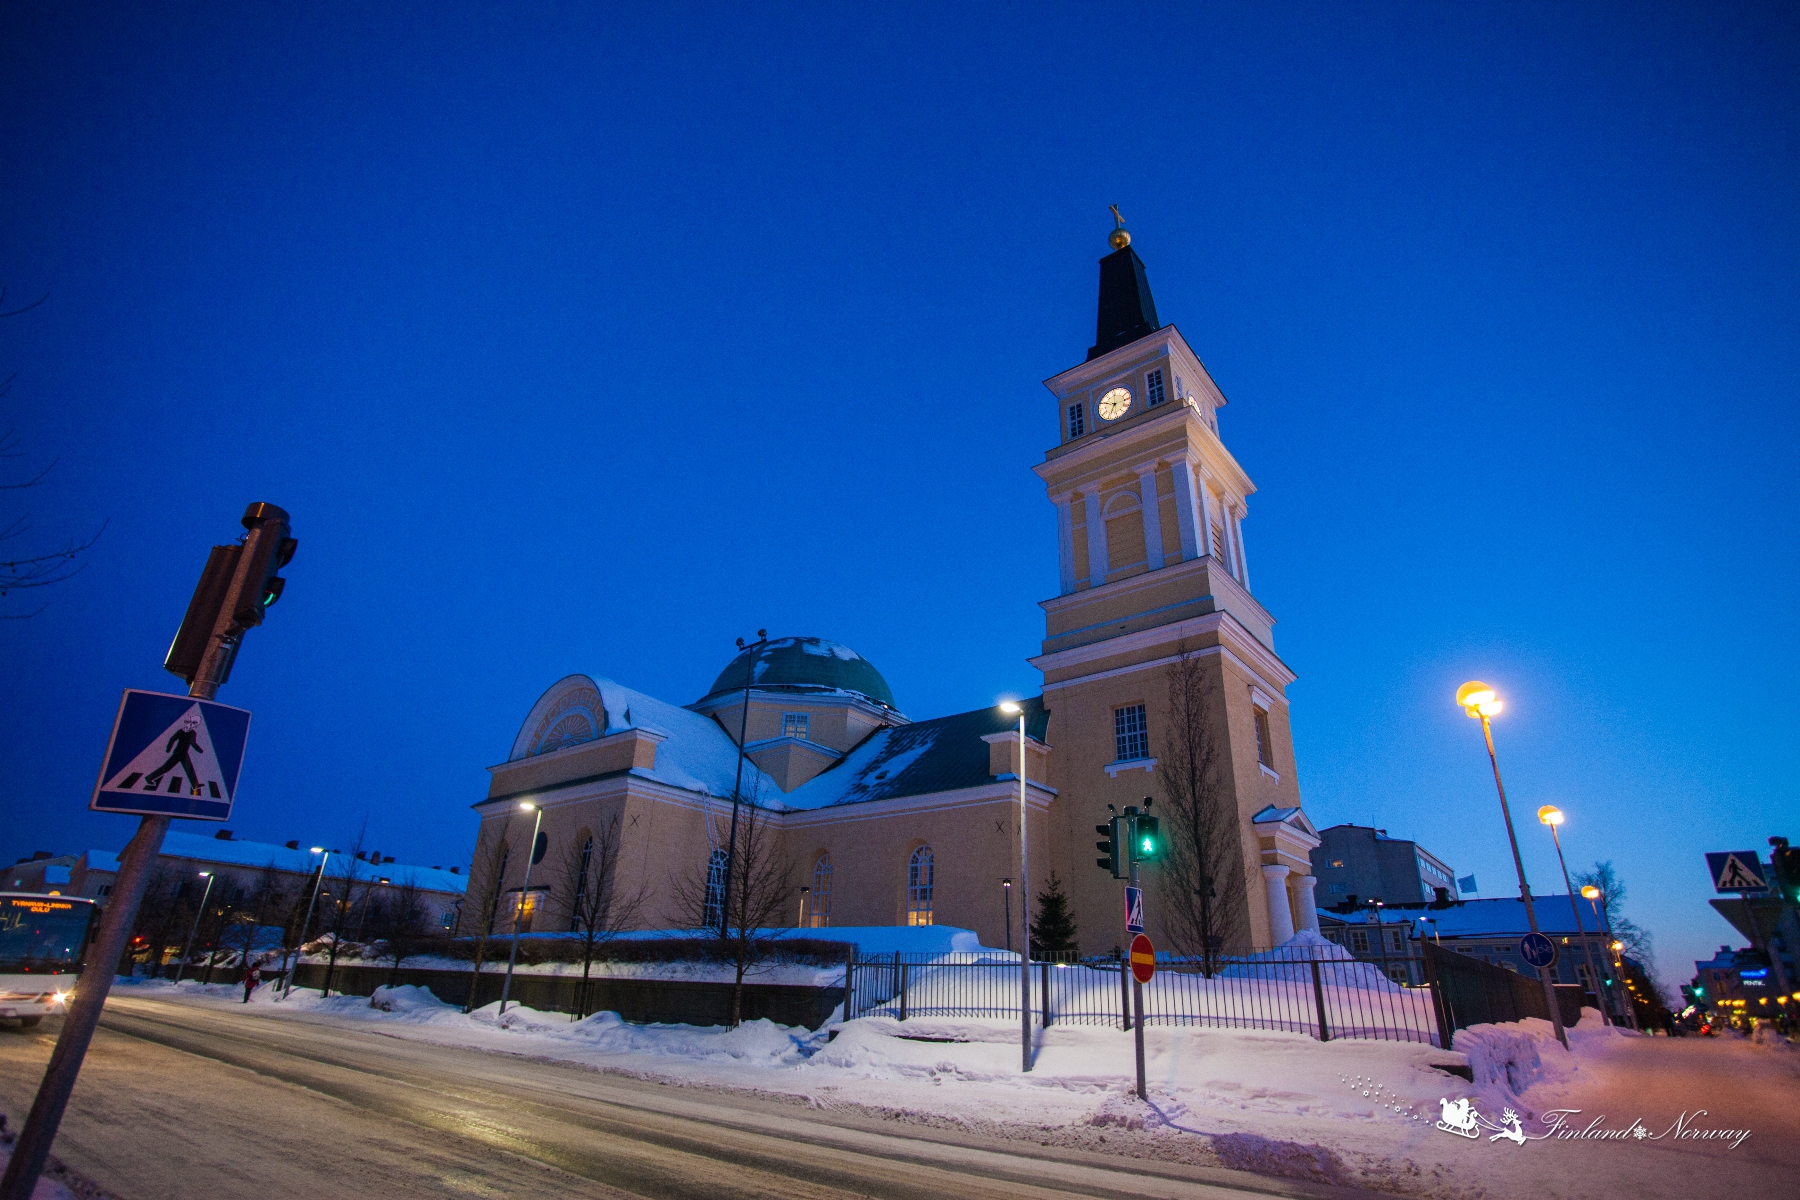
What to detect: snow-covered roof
<box><xmin>779</xmin><ymin>698</ymin><xmax>1048</xmax><ymax>811</ymax></box>
<box><xmin>698</xmin><ymin>636</ymin><xmax>897</xmax><ymax>710</ymax></box>
<box><xmin>1321</xmin><ymin>895</ymin><xmax>1601</xmax><ymax>938</ymax></box>
<box><xmin>91</xmin><ymin>832</ymin><xmax>467</xmax><ymax>896</ymax></box>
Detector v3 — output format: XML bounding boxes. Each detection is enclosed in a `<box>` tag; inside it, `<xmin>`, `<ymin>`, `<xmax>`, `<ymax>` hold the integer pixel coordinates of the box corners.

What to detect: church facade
<box><xmin>461</xmin><ymin>220</ymin><xmax>1320</xmax><ymax>956</ymax></box>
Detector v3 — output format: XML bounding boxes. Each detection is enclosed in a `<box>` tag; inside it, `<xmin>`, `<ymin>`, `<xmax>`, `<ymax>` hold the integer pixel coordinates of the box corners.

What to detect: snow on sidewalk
<box><xmin>115</xmin><ymin>977</ymin><xmax>1800</xmax><ymax>1199</ymax></box>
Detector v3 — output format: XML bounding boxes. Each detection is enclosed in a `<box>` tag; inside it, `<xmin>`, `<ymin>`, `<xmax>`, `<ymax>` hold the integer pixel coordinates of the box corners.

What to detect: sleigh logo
<box><xmin>1436</xmin><ymin>1098</ymin><xmax>1534</xmax><ymax>1145</ymax></box>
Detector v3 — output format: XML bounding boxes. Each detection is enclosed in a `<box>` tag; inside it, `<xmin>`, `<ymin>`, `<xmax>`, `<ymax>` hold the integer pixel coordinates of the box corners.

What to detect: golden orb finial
<box><xmin>1108</xmin><ymin>204</ymin><xmax>1130</xmax><ymax>249</ymax></box>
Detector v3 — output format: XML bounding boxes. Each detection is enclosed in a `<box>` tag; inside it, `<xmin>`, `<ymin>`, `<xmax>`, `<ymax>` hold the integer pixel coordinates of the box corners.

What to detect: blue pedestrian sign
<box><xmin>91</xmin><ymin>690</ymin><xmax>251</xmax><ymax>821</ymax></box>
<box><xmin>1519</xmin><ymin>932</ymin><xmax>1558</xmax><ymax>969</ymax></box>
<box><xmin>1704</xmin><ymin>851</ymin><xmax>1767</xmax><ymax>894</ymax></box>
<box><xmin>1124</xmin><ymin>886</ymin><xmax>1144</xmax><ymax>934</ymax></box>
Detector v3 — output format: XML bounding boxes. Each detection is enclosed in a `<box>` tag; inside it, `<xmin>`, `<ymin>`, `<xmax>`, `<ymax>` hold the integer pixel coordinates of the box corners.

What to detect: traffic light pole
<box><xmin>1129</xmin><ymin>847</ymin><xmax>1146</xmax><ymax>1102</ymax></box>
<box><xmin>0</xmin><ymin>503</ymin><xmax>292</xmax><ymax>1200</ymax></box>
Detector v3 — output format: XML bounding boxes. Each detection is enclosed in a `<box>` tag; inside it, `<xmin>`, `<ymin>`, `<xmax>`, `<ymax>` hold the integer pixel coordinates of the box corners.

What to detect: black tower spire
<box><xmin>1087</xmin><ymin>207</ymin><xmax>1161</xmax><ymax>361</ymax></box>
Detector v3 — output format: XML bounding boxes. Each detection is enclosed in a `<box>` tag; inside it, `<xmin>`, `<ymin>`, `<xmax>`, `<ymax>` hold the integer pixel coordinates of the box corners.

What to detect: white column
<box><xmin>1053</xmin><ymin>494</ymin><xmax>1076</xmax><ymax>595</ymax></box>
<box><xmin>1224</xmin><ymin>503</ymin><xmax>1243</xmax><ymax>582</ymax></box>
<box><xmin>1083</xmin><ymin>489</ymin><xmax>1109</xmax><ymax>588</ymax></box>
<box><xmin>1169</xmin><ymin>455</ymin><xmax>1201</xmax><ymax>562</ymax></box>
<box><xmin>1233</xmin><ymin>508</ymin><xmax>1251</xmax><ymax>591</ymax></box>
<box><xmin>1135</xmin><ymin>465</ymin><xmax>1164</xmax><ymax>571</ymax></box>
<box><xmin>1262</xmin><ymin>864</ymin><xmax>1295</xmax><ymax>945</ymax></box>
<box><xmin>1294</xmin><ymin>874</ymin><xmax>1319</xmax><ymax>934</ymax></box>
<box><xmin>1197</xmin><ymin>476</ymin><xmax>1217</xmax><ymax>558</ymax></box>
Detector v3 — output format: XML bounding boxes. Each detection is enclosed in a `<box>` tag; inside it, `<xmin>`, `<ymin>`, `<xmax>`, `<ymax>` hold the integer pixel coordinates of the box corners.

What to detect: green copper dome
<box><xmin>701</xmin><ymin>636</ymin><xmax>896</xmax><ymax>710</ymax></box>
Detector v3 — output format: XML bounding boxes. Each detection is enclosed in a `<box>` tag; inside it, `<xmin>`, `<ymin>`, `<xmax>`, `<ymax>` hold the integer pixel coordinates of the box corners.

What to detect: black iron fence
<box><xmin>1422</xmin><ymin>940</ymin><xmax>1584</xmax><ymax>1035</ymax></box>
<box><xmin>845</xmin><ymin>948</ymin><xmax>1447</xmax><ymax>1047</ymax></box>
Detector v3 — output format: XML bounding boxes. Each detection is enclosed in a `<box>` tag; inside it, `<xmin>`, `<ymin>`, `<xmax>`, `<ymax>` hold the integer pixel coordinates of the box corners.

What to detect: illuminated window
<box><xmin>1146</xmin><ymin>369</ymin><xmax>1165</xmax><ymax>406</ymax></box>
<box><xmin>782</xmin><ymin>713</ymin><xmax>810</xmax><ymax>740</ymax></box>
<box><xmin>810</xmin><ymin>854</ymin><xmax>832</xmax><ymax>928</ymax></box>
<box><xmin>1114</xmin><ymin>704</ymin><xmax>1148</xmax><ymax>762</ymax></box>
<box><xmin>906</xmin><ymin>846</ymin><xmax>934</xmax><ymax>926</ymax></box>
<box><xmin>702</xmin><ymin>849</ymin><xmax>728</xmax><ymax>929</ymax></box>
<box><xmin>513</xmin><ymin>889</ymin><xmax>542</xmax><ymax>933</ymax></box>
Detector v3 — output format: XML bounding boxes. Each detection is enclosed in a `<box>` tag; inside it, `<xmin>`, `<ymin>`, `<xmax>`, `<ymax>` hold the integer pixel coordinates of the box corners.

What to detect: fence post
<box><xmin>899</xmin><ymin>961</ymin><xmax>908</xmax><ymax>1022</ymax></box>
<box><xmin>1310</xmin><ymin>958</ymin><xmax>1331</xmax><ymax>1042</ymax></box>
<box><xmin>1119</xmin><ymin>950</ymin><xmax>1132</xmax><ymax>1031</ymax></box>
<box><xmin>1040</xmin><ymin>960</ymin><xmax>1051</xmax><ymax>1028</ymax></box>
<box><xmin>1419</xmin><ymin>941</ymin><xmax>1454</xmax><ymax>1050</ymax></box>
<box><xmin>843</xmin><ymin>954</ymin><xmax>854</xmax><ymax>1022</ymax></box>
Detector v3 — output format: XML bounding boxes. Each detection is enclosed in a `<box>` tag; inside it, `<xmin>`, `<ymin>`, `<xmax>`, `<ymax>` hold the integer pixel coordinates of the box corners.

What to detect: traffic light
<box><xmin>1133</xmin><ymin>814</ymin><xmax>1163</xmax><ymax>863</ymax></box>
<box><xmin>164</xmin><ymin>502</ymin><xmax>296</xmax><ymax>686</ymax></box>
<box><xmin>1769</xmin><ymin>838</ymin><xmax>1800</xmax><ymax>903</ymax></box>
<box><xmin>1095</xmin><ymin>819</ymin><xmax>1124</xmax><ymax>879</ymax></box>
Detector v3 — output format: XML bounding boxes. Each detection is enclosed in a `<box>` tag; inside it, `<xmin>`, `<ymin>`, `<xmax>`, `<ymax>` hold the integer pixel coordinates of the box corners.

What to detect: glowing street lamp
<box><xmin>172</xmin><ymin>872</ymin><xmax>216</xmax><ymax>985</ymax></box>
<box><xmin>1000</xmin><ymin>699</ymin><xmax>1031</xmax><ymax>1073</ymax></box>
<box><xmin>1537</xmin><ymin>806</ymin><xmax>1610</xmax><ymax>1027</ymax></box>
<box><xmin>1456</xmin><ymin>681</ymin><xmax>1567</xmax><ymax>1047</ymax></box>
<box><xmin>499</xmin><ymin>800</ymin><xmax>545</xmax><ymax>1016</ymax></box>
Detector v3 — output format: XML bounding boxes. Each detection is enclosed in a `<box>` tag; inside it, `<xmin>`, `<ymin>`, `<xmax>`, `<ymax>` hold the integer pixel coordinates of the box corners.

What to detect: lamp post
<box><xmin>797</xmin><ymin>886</ymin><xmax>810</xmax><ymax>928</ymax></box>
<box><xmin>498</xmin><ymin>801</ymin><xmax>544</xmax><ymax>1016</ymax></box>
<box><xmin>1000</xmin><ymin>700</ymin><xmax>1031</xmax><ymax>1073</ymax></box>
<box><xmin>1002</xmin><ymin>879</ymin><xmax>1013</xmax><ymax>953</ymax></box>
<box><xmin>282</xmin><ymin>849</ymin><xmax>329</xmax><ymax>1000</ymax></box>
<box><xmin>1585</xmin><ymin>884</ymin><xmax>1638</xmax><ymax>1031</ymax></box>
<box><xmin>1537</xmin><ymin>806</ymin><xmax>1610</xmax><ymax>1027</ymax></box>
<box><xmin>171</xmin><ymin>873</ymin><xmax>215</xmax><ymax>985</ymax></box>
<box><xmin>1368</xmin><ymin>898</ymin><xmax>1390</xmax><ymax>980</ymax></box>
<box><xmin>1455</xmin><ymin>682</ymin><xmax>1567</xmax><ymax>1047</ymax></box>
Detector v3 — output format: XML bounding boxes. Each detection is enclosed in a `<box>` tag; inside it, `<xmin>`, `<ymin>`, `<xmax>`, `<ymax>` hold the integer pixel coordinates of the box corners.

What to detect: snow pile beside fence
<box><xmin>1452</xmin><ymin>1016</ymin><xmax>1580</xmax><ymax>1100</ymax></box>
<box><xmin>1214</xmin><ymin>931</ymin><xmax>1399</xmax><ymax>990</ymax></box>
<box><xmin>469</xmin><ymin>1003</ymin><xmax>817</xmax><ymax>1066</ymax></box>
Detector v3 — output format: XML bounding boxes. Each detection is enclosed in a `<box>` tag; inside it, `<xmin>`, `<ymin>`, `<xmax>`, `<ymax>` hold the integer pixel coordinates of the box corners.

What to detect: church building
<box><xmin>463</xmin><ymin>217</ymin><xmax>1321</xmax><ymax>956</ymax></box>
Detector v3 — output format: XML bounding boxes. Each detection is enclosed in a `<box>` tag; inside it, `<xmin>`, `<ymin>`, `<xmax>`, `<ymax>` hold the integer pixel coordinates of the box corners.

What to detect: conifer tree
<box><xmin>1030</xmin><ymin>872</ymin><xmax>1079</xmax><ymax>956</ymax></box>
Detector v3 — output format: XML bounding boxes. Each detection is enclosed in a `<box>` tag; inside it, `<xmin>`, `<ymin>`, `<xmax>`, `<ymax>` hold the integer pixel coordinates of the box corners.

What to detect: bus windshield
<box><xmin>0</xmin><ymin>895</ymin><xmax>96</xmax><ymax>975</ymax></box>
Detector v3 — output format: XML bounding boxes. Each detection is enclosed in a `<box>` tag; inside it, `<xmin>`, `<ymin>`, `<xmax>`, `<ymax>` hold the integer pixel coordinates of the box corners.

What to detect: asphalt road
<box><xmin>0</xmin><ymin>995</ymin><xmax>1370</xmax><ymax>1200</ymax></box>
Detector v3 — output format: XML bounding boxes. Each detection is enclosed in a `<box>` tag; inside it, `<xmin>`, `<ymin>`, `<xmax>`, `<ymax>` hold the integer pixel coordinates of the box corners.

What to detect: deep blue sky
<box><xmin>3</xmin><ymin>3</ymin><xmax>1795</xmax><ymax>988</ymax></box>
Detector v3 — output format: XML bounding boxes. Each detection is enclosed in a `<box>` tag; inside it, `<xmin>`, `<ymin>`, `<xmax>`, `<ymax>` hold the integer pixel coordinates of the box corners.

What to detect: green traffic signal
<box><xmin>1133</xmin><ymin>814</ymin><xmax>1162</xmax><ymax>862</ymax></box>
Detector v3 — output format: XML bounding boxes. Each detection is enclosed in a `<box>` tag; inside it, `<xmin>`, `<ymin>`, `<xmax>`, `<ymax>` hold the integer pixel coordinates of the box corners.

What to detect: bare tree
<box><xmin>672</xmin><ymin>790</ymin><xmax>793</xmax><ymax>1026</ymax></box>
<box><xmin>555</xmin><ymin>815</ymin><xmax>647</xmax><ymax>1019</ymax></box>
<box><xmin>1157</xmin><ymin>648</ymin><xmax>1251</xmax><ymax>972</ymax></box>
<box><xmin>374</xmin><ymin>875</ymin><xmax>433</xmax><ymax>987</ymax></box>
<box><xmin>1</xmin><ymin>288</ymin><xmax>105</xmax><ymax>617</ymax></box>
<box><xmin>457</xmin><ymin>829</ymin><xmax>511</xmax><ymax>1012</ymax></box>
<box><xmin>1573</xmin><ymin>861</ymin><xmax>1654</xmax><ymax>967</ymax></box>
<box><xmin>319</xmin><ymin>837</ymin><xmax>372</xmax><ymax>998</ymax></box>
<box><xmin>223</xmin><ymin>863</ymin><xmax>287</xmax><ymax>982</ymax></box>
<box><xmin>129</xmin><ymin>866</ymin><xmax>193</xmax><ymax>978</ymax></box>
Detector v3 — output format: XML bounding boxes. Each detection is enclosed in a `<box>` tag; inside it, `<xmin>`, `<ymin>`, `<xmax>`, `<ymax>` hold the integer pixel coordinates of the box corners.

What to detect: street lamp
<box><xmin>280</xmin><ymin>848</ymin><xmax>330</xmax><ymax>1000</ymax></box>
<box><xmin>171</xmin><ymin>872</ymin><xmax>215</xmax><ymax>985</ymax></box>
<box><xmin>1456</xmin><ymin>681</ymin><xmax>1567</xmax><ymax>1047</ymax></box>
<box><xmin>498</xmin><ymin>800</ymin><xmax>545</xmax><ymax>1016</ymax></box>
<box><xmin>797</xmin><ymin>886</ymin><xmax>810</xmax><ymax>928</ymax></box>
<box><xmin>1002</xmin><ymin>879</ymin><xmax>1013</xmax><ymax>953</ymax></box>
<box><xmin>1536</xmin><ymin>806</ymin><xmax>1610</xmax><ymax>1027</ymax></box>
<box><xmin>1000</xmin><ymin>700</ymin><xmax>1031</xmax><ymax>1073</ymax></box>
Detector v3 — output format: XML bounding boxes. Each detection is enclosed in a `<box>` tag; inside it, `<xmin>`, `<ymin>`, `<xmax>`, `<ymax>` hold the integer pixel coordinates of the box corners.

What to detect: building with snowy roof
<box><xmin>10</xmin><ymin>832</ymin><xmax>466</xmax><ymax>934</ymax></box>
<box><xmin>464</xmin><ymin>217</ymin><xmax>1323</xmax><ymax>956</ymax></box>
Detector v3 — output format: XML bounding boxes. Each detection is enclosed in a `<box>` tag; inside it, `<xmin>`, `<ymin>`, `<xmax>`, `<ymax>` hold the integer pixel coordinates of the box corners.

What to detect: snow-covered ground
<box><xmin>115</xmin><ymin>976</ymin><xmax>1799</xmax><ymax>1198</ymax></box>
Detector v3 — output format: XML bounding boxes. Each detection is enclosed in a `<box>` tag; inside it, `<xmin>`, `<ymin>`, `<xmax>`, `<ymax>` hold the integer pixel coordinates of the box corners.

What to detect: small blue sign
<box><xmin>1704</xmin><ymin>852</ymin><xmax>1767</xmax><ymax>894</ymax></box>
<box><xmin>1124</xmin><ymin>886</ymin><xmax>1144</xmax><ymax>934</ymax></box>
<box><xmin>91</xmin><ymin>689</ymin><xmax>251</xmax><ymax>821</ymax></box>
<box><xmin>1520</xmin><ymin>932</ymin><xmax>1558</xmax><ymax>969</ymax></box>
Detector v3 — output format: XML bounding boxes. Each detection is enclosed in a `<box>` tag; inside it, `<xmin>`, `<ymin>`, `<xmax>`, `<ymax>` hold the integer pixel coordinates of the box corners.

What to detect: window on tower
<box><xmin>1146</xmin><ymin>369</ymin><xmax>1165</xmax><ymax>406</ymax></box>
<box><xmin>1253</xmin><ymin>706</ymin><xmax>1275</xmax><ymax>770</ymax></box>
<box><xmin>1067</xmin><ymin>402</ymin><xmax>1085</xmax><ymax>440</ymax></box>
<box><xmin>1114</xmin><ymin>704</ymin><xmax>1149</xmax><ymax>762</ymax></box>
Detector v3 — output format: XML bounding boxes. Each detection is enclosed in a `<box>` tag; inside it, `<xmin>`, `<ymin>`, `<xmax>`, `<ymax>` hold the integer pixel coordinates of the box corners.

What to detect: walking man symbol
<box><xmin>142</xmin><ymin>718</ymin><xmax>206</xmax><ymax>795</ymax></box>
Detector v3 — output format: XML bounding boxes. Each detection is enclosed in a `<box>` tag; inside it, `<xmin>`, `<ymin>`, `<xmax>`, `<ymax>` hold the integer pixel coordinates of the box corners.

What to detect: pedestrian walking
<box><xmin>243</xmin><ymin>960</ymin><xmax>262</xmax><ymax>1004</ymax></box>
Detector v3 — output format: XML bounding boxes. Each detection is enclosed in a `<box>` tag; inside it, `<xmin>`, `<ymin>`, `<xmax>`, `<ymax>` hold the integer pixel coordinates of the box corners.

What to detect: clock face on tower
<box><xmin>1097</xmin><ymin>387</ymin><xmax>1132</xmax><ymax>421</ymax></box>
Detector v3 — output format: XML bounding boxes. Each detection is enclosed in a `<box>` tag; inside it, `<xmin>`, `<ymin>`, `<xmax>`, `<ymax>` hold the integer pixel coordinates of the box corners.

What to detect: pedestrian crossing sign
<box><xmin>1704</xmin><ymin>851</ymin><xmax>1767</xmax><ymax>894</ymax></box>
<box><xmin>90</xmin><ymin>689</ymin><xmax>251</xmax><ymax>821</ymax></box>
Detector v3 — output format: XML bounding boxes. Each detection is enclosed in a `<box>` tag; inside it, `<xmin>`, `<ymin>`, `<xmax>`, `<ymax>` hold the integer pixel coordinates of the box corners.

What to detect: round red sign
<box><xmin>1129</xmin><ymin>933</ymin><xmax>1155</xmax><ymax>984</ymax></box>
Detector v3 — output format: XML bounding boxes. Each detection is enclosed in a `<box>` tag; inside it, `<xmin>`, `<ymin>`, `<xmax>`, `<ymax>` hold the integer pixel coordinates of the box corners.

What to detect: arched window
<box><xmin>570</xmin><ymin>835</ymin><xmax>594</xmax><ymax>932</ymax></box>
<box><xmin>810</xmin><ymin>854</ymin><xmax>832</xmax><ymax>928</ymax></box>
<box><xmin>702</xmin><ymin>848</ymin><xmax>728</xmax><ymax>930</ymax></box>
<box><xmin>906</xmin><ymin>845</ymin><xmax>934</xmax><ymax>926</ymax></box>
<box><xmin>1103</xmin><ymin>490</ymin><xmax>1147</xmax><ymax>574</ymax></box>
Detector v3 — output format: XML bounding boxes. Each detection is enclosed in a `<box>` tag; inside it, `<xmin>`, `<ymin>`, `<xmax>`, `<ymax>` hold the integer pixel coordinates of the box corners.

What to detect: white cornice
<box><xmin>782</xmin><ymin>781</ymin><xmax>1055</xmax><ymax>827</ymax></box>
<box><xmin>1032</xmin><ymin>614</ymin><xmax>1298</xmax><ymax>698</ymax></box>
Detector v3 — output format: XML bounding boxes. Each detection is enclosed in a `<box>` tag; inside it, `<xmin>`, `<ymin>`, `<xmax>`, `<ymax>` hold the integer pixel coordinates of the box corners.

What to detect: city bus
<box><xmin>0</xmin><ymin>893</ymin><xmax>98</xmax><ymax>1029</ymax></box>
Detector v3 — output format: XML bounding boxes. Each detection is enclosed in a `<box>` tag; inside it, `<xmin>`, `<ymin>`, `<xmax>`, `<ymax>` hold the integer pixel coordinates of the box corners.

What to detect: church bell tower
<box><xmin>1034</xmin><ymin>211</ymin><xmax>1319</xmax><ymax>953</ymax></box>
